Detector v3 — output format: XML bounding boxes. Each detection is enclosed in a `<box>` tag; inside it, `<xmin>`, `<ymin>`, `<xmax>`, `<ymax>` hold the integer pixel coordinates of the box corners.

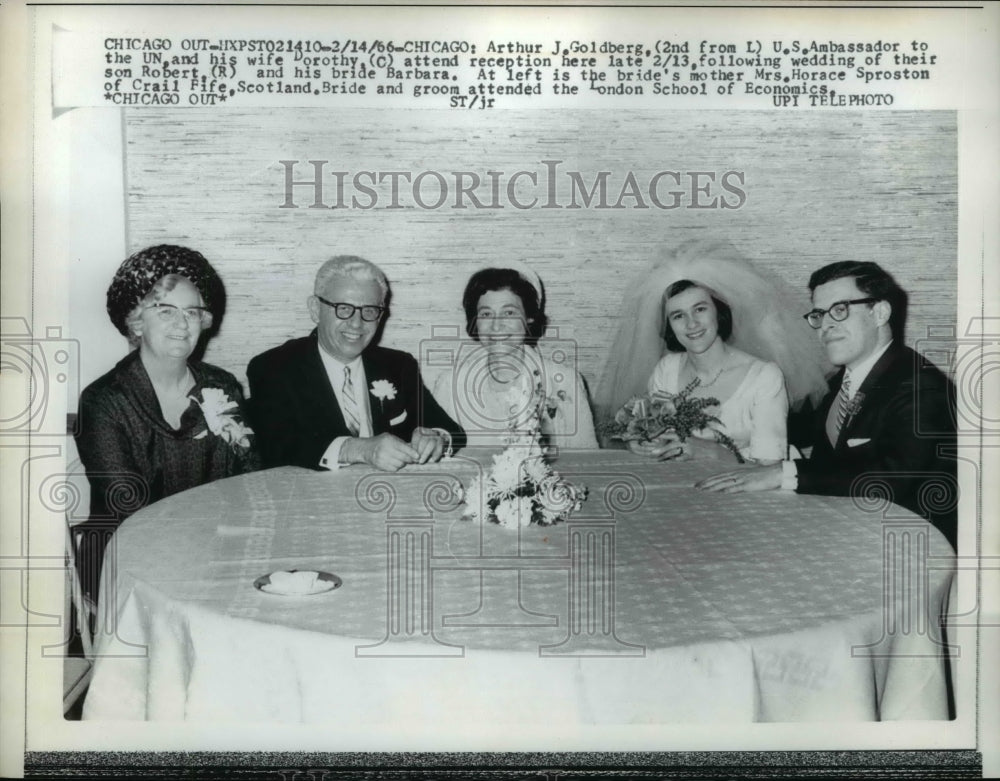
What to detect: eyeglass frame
<box><xmin>144</xmin><ymin>302</ymin><xmax>212</xmax><ymax>324</ymax></box>
<box><xmin>803</xmin><ymin>297</ymin><xmax>879</xmax><ymax>329</ymax></box>
<box><xmin>315</xmin><ymin>295</ymin><xmax>386</xmax><ymax>322</ymax></box>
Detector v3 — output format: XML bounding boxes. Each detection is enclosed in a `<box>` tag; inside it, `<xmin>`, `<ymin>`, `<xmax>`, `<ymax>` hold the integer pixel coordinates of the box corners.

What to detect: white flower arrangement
<box><xmin>458</xmin><ymin>370</ymin><xmax>587</xmax><ymax>529</ymax></box>
<box><xmin>190</xmin><ymin>387</ymin><xmax>254</xmax><ymax>449</ymax></box>
<box><xmin>369</xmin><ymin>380</ymin><xmax>397</xmax><ymax>402</ymax></box>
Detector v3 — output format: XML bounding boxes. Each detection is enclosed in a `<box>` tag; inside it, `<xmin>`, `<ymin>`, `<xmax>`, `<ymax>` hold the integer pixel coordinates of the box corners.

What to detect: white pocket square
<box><xmin>388</xmin><ymin>410</ymin><xmax>407</xmax><ymax>426</ymax></box>
<box><xmin>847</xmin><ymin>438</ymin><xmax>871</xmax><ymax>447</ymax></box>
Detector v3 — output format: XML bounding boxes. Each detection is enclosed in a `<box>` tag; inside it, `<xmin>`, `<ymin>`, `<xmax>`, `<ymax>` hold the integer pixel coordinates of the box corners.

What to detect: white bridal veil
<box><xmin>594</xmin><ymin>240</ymin><xmax>831</xmax><ymax>422</ymax></box>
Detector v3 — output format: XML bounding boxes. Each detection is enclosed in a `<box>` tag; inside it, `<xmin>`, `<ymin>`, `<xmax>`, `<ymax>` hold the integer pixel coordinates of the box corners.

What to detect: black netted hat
<box><xmin>106</xmin><ymin>245</ymin><xmax>224</xmax><ymax>336</ymax></box>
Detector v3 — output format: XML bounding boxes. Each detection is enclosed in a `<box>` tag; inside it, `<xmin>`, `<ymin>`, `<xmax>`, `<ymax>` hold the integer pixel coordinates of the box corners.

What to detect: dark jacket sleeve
<box><xmin>794</xmin><ymin>364</ymin><xmax>957</xmax><ymax>545</ymax></box>
<box><xmin>73</xmin><ymin>381</ymin><xmax>152</xmax><ymax>601</ymax></box>
<box><xmin>787</xmin><ymin>394</ymin><xmax>824</xmax><ymax>453</ymax></box>
<box><xmin>399</xmin><ymin>351</ymin><xmax>466</xmax><ymax>451</ymax></box>
<box><xmin>74</xmin><ymin>383</ymin><xmax>149</xmax><ymax>525</ymax></box>
<box><xmin>246</xmin><ymin>351</ymin><xmax>329</xmax><ymax>470</ymax></box>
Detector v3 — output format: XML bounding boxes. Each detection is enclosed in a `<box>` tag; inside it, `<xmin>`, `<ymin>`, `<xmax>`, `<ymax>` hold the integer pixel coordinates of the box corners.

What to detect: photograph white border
<box><xmin>2</xmin><ymin>1</ymin><xmax>997</xmax><ymax>777</ymax></box>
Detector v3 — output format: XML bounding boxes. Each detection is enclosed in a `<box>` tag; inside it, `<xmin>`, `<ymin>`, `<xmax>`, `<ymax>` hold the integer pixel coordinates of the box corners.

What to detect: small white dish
<box><xmin>254</xmin><ymin>569</ymin><xmax>342</xmax><ymax>596</ymax></box>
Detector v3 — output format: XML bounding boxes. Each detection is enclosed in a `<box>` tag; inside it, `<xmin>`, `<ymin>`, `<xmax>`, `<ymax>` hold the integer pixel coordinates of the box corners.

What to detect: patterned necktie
<box><xmin>826</xmin><ymin>373</ymin><xmax>851</xmax><ymax>446</ymax></box>
<box><xmin>341</xmin><ymin>366</ymin><xmax>361</xmax><ymax>436</ymax></box>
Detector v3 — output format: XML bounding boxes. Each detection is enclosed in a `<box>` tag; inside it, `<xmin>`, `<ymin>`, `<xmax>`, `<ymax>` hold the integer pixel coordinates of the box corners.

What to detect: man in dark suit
<box><xmin>247</xmin><ymin>255</ymin><xmax>464</xmax><ymax>471</ymax></box>
<box><xmin>697</xmin><ymin>261</ymin><xmax>957</xmax><ymax>549</ymax></box>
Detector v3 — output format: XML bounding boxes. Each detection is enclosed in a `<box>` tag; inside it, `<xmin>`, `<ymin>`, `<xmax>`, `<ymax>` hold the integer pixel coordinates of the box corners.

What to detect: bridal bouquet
<box><xmin>601</xmin><ymin>378</ymin><xmax>744</xmax><ymax>462</ymax></box>
<box><xmin>459</xmin><ymin>371</ymin><xmax>588</xmax><ymax>528</ymax></box>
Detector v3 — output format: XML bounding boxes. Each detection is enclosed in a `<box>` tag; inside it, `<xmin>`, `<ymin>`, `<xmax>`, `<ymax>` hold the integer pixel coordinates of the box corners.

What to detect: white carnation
<box><xmin>522</xmin><ymin>454</ymin><xmax>550</xmax><ymax>485</ymax></box>
<box><xmin>490</xmin><ymin>449</ymin><xmax>525</xmax><ymax>491</ymax></box>
<box><xmin>495</xmin><ymin>496</ymin><xmax>533</xmax><ymax>529</ymax></box>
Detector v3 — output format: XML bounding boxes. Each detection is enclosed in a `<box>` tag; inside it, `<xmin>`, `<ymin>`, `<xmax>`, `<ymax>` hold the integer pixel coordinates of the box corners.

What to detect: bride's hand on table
<box><xmin>695</xmin><ymin>463</ymin><xmax>783</xmax><ymax>493</ymax></box>
<box><xmin>628</xmin><ymin>433</ymin><xmax>737</xmax><ymax>462</ymax></box>
<box><xmin>627</xmin><ymin>435</ymin><xmax>679</xmax><ymax>460</ymax></box>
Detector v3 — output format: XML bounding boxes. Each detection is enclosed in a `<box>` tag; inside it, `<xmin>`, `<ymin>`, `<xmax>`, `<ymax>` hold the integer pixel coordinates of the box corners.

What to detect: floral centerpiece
<box><xmin>600</xmin><ymin>378</ymin><xmax>744</xmax><ymax>463</ymax></box>
<box><xmin>459</xmin><ymin>370</ymin><xmax>588</xmax><ymax>529</ymax></box>
<box><xmin>190</xmin><ymin>387</ymin><xmax>255</xmax><ymax>449</ymax></box>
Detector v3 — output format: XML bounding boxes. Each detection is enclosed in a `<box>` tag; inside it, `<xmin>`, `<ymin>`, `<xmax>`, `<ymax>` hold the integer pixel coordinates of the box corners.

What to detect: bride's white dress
<box><xmin>431</xmin><ymin>343</ymin><xmax>598</xmax><ymax>449</ymax></box>
<box><xmin>647</xmin><ymin>352</ymin><xmax>788</xmax><ymax>462</ymax></box>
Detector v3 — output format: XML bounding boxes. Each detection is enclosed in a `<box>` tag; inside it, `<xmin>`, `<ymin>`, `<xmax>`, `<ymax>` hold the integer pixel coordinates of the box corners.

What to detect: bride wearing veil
<box><xmin>595</xmin><ymin>240</ymin><xmax>829</xmax><ymax>464</ymax></box>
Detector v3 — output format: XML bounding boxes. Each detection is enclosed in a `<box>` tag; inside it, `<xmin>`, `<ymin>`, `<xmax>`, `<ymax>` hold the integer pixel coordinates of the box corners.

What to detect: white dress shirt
<box><xmin>317</xmin><ymin>346</ymin><xmax>372</xmax><ymax>469</ymax></box>
<box><xmin>839</xmin><ymin>340</ymin><xmax>893</xmax><ymax>401</ymax></box>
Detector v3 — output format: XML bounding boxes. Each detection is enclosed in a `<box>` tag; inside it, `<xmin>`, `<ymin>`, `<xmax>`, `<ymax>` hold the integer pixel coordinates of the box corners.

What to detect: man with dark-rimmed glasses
<box><xmin>697</xmin><ymin>261</ymin><xmax>957</xmax><ymax>550</ymax></box>
<box><xmin>247</xmin><ymin>255</ymin><xmax>464</xmax><ymax>471</ymax></box>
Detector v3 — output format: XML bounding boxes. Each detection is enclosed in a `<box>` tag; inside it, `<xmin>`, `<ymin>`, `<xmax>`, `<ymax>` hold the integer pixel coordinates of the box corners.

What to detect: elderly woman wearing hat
<box><xmin>430</xmin><ymin>265</ymin><xmax>598</xmax><ymax>449</ymax></box>
<box><xmin>74</xmin><ymin>245</ymin><xmax>258</xmax><ymax>601</ymax></box>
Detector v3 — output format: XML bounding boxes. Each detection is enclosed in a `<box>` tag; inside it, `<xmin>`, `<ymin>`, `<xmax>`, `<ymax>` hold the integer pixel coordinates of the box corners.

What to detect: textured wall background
<box><xmin>122</xmin><ymin>109</ymin><xmax>956</xmax><ymax>398</ymax></box>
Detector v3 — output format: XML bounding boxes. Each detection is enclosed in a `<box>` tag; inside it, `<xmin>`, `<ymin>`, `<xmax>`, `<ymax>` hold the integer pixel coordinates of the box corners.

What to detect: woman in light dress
<box><xmin>431</xmin><ymin>265</ymin><xmax>598</xmax><ymax>449</ymax></box>
<box><xmin>596</xmin><ymin>240</ymin><xmax>829</xmax><ymax>464</ymax></box>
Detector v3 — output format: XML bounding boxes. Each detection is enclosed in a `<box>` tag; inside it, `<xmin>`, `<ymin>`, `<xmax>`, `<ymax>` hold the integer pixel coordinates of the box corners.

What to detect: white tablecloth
<box><xmin>83</xmin><ymin>450</ymin><xmax>955</xmax><ymax>723</ymax></box>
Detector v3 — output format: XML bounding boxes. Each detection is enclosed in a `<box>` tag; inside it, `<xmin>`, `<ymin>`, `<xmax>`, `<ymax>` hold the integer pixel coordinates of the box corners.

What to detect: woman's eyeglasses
<box><xmin>145</xmin><ymin>303</ymin><xmax>211</xmax><ymax>324</ymax></box>
<box><xmin>803</xmin><ymin>298</ymin><xmax>877</xmax><ymax>329</ymax></box>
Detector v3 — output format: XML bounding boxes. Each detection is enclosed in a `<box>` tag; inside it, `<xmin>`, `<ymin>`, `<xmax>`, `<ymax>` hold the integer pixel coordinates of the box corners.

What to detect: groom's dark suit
<box><xmin>791</xmin><ymin>343</ymin><xmax>957</xmax><ymax>549</ymax></box>
<box><xmin>247</xmin><ymin>331</ymin><xmax>464</xmax><ymax>469</ymax></box>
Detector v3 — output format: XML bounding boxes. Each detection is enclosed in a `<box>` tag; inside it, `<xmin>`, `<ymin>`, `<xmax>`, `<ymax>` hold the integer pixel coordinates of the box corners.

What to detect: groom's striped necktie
<box><xmin>826</xmin><ymin>373</ymin><xmax>852</xmax><ymax>447</ymax></box>
<box><xmin>341</xmin><ymin>366</ymin><xmax>362</xmax><ymax>436</ymax></box>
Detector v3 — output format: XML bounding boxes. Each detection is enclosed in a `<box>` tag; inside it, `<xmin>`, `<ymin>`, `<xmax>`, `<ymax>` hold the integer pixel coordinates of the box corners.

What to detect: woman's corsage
<box><xmin>190</xmin><ymin>387</ymin><xmax>254</xmax><ymax>449</ymax></box>
<box><xmin>544</xmin><ymin>389</ymin><xmax>568</xmax><ymax>420</ymax></box>
<box><xmin>503</xmin><ymin>370</ymin><xmax>567</xmax><ymax>429</ymax></box>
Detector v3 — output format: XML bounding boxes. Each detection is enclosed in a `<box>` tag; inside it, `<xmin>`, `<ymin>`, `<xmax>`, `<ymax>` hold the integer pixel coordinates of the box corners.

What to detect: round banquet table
<box><xmin>82</xmin><ymin>449</ymin><xmax>955</xmax><ymax>724</ymax></box>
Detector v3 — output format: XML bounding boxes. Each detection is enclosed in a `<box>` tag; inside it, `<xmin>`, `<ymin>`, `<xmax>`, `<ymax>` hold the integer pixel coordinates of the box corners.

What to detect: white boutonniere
<box><xmin>369</xmin><ymin>380</ymin><xmax>397</xmax><ymax>406</ymax></box>
<box><xmin>190</xmin><ymin>387</ymin><xmax>254</xmax><ymax>449</ymax></box>
<box><xmin>843</xmin><ymin>392</ymin><xmax>865</xmax><ymax>428</ymax></box>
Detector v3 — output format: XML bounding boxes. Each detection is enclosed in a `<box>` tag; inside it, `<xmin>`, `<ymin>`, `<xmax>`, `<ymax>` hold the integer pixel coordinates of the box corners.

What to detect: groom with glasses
<box><xmin>247</xmin><ymin>255</ymin><xmax>464</xmax><ymax>471</ymax></box>
<box><xmin>698</xmin><ymin>260</ymin><xmax>957</xmax><ymax>550</ymax></box>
